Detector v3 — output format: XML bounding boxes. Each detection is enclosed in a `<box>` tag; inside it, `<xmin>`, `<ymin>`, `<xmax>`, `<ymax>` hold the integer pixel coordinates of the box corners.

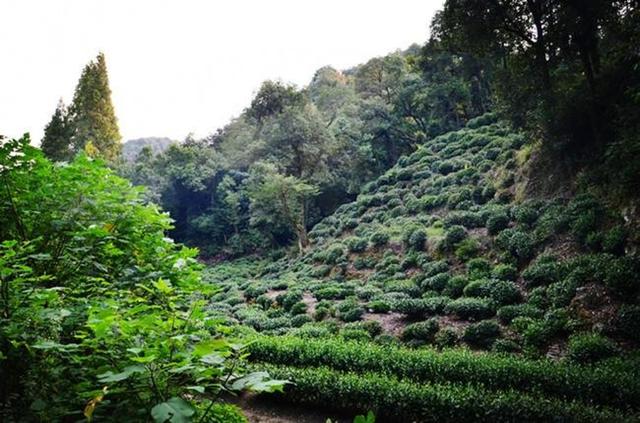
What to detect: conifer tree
<box><xmin>40</xmin><ymin>99</ymin><xmax>73</xmax><ymax>161</ymax></box>
<box><xmin>69</xmin><ymin>52</ymin><xmax>122</xmax><ymax>160</ymax></box>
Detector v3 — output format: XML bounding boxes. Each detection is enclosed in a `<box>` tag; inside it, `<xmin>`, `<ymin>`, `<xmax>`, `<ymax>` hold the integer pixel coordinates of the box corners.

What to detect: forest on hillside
<box><xmin>2</xmin><ymin>1</ymin><xmax>640</xmax><ymax>422</ymax></box>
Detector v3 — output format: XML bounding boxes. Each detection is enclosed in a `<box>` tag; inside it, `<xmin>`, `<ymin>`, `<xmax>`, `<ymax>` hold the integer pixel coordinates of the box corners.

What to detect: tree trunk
<box><xmin>526</xmin><ymin>0</ymin><xmax>553</xmax><ymax>94</ymax></box>
<box><xmin>295</xmin><ymin>224</ymin><xmax>309</xmax><ymax>256</ymax></box>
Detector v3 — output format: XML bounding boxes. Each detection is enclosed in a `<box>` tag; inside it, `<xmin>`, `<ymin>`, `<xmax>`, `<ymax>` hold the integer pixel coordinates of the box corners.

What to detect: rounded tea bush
<box><xmin>567</xmin><ymin>333</ymin><xmax>619</xmax><ymax>364</ymax></box>
<box><xmin>491</xmin><ymin>263</ymin><xmax>518</xmax><ymax>281</ymax></box>
<box><xmin>443</xmin><ymin>275</ymin><xmax>468</xmax><ymax>298</ymax></box>
<box><xmin>408</xmin><ymin>229</ymin><xmax>427</xmax><ymax>251</ymax></box>
<box><xmin>370</xmin><ymin>231</ymin><xmax>390</xmax><ymax>247</ymax></box>
<box><xmin>345</xmin><ymin>236</ymin><xmax>368</xmax><ymax>253</ymax></box>
<box><xmin>393</xmin><ymin>298</ymin><xmax>427</xmax><ymax>318</ymax></box>
<box><xmin>441</xmin><ymin>225</ymin><xmax>467</xmax><ymax>250</ymax></box>
<box><xmin>336</xmin><ymin>300</ymin><xmax>364</xmax><ymax>322</ymax></box>
<box><xmin>434</xmin><ymin>328</ymin><xmax>460</xmax><ymax>348</ymax></box>
<box><xmin>463</xmin><ymin>279</ymin><xmax>521</xmax><ymax>305</ymax></box>
<box><xmin>367</xmin><ymin>299</ymin><xmax>391</xmax><ymax>314</ymax></box>
<box><xmin>463</xmin><ymin>320</ymin><xmax>501</xmax><ymax>348</ymax></box>
<box><xmin>401</xmin><ymin>318</ymin><xmax>440</xmax><ymax>343</ymax></box>
<box><xmin>486</xmin><ymin>213</ymin><xmax>510</xmax><ymax>235</ymax></box>
<box><xmin>615</xmin><ymin>305</ymin><xmax>640</xmax><ymax>342</ymax></box>
<box><xmin>445</xmin><ymin>297</ymin><xmax>495</xmax><ymax>321</ymax></box>
<box><xmin>497</xmin><ymin>304</ymin><xmax>543</xmax><ymax>324</ymax></box>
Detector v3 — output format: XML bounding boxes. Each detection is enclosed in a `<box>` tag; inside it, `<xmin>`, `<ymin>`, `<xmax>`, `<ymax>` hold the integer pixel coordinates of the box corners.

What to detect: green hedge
<box><xmin>256</xmin><ymin>364</ymin><xmax>628</xmax><ymax>422</ymax></box>
<box><xmin>247</xmin><ymin>336</ymin><xmax>640</xmax><ymax>411</ymax></box>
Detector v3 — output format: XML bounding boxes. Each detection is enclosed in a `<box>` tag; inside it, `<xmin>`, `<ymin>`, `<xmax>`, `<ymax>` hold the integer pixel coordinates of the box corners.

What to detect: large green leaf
<box><xmin>230</xmin><ymin>371</ymin><xmax>288</xmax><ymax>393</ymax></box>
<box><xmin>151</xmin><ymin>397</ymin><xmax>195</xmax><ymax>423</ymax></box>
<box><xmin>98</xmin><ymin>365</ymin><xmax>145</xmax><ymax>383</ymax></box>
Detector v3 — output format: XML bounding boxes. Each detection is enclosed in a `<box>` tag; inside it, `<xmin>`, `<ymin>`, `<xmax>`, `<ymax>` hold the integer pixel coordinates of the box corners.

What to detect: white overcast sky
<box><xmin>0</xmin><ymin>0</ymin><xmax>442</xmax><ymax>143</ymax></box>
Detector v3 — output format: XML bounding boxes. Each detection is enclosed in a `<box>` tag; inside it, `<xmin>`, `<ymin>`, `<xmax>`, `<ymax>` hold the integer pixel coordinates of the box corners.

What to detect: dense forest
<box><xmin>2</xmin><ymin>1</ymin><xmax>640</xmax><ymax>422</ymax></box>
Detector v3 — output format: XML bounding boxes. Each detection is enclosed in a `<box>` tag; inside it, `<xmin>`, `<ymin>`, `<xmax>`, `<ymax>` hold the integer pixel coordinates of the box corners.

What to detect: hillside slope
<box><xmin>209</xmin><ymin>114</ymin><xmax>639</xmax><ymax>358</ymax></box>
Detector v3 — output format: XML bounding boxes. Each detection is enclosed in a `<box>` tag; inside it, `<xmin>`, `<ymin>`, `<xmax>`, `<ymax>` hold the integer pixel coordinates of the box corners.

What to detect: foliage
<box><xmin>401</xmin><ymin>319</ymin><xmax>440</xmax><ymax>344</ymax></box>
<box><xmin>42</xmin><ymin>53</ymin><xmax>122</xmax><ymax>161</ymax></box>
<box><xmin>248</xmin><ymin>336</ymin><xmax>640</xmax><ymax>412</ymax></box>
<box><xmin>0</xmin><ymin>138</ymin><xmax>285</xmax><ymax>421</ymax></box>
<box><xmin>567</xmin><ymin>333</ymin><xmax>620</xmax><ymax>364</ymax></box>
<box><xmin>445</xmin><ymin>298</ymin><xmax>495</xmax><ymax>321</ymax></box>
<box><xmin>463</xmin><ymin>320</ymin><xmax>501</xmax><ymax>349</ymax></box>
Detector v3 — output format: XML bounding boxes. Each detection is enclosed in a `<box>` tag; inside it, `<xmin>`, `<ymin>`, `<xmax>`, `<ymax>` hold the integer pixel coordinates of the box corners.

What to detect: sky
<box><xmin>0</xmin><ymin>0</ymin><xmax>443</xmax><ymax>143</ymax></box>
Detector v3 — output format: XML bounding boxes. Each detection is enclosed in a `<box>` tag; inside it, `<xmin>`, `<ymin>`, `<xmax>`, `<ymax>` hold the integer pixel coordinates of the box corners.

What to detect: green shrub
<box><xmin>353</xmin><ymin>256</ymin><xmax>375</xmax><ymax>270</ymax></box>
<box><xmin>393</xmin><ymin>298</ymin><xmax>427</xmax><ymax>318</ymax></box>
<box><xmin>467</xmin><ymin>258</ymin><xmax>491</xmax><ymax>279</ymax></box>
<box><xmin>260</xmin><ymin>363</ymin><xmax>623</xmax><ymax>423</ymax></box>
<box><xmin>407</xmin><ymin>229</ymin><xmax>427</xmax><ymax>251</ymax></box>
<box><xmin>324</xmin><ymin>244</ymin><xmax>346</xmax><ymax>264</ymax></box>
<box><xmin>486</xmin><ymin>213</ymin><xmax>510</xmax><ymax>235</ymax></box>
<box><xmin>491</xmin><ymin>264</ymin><xmax>518</xmax><ymax>281</ymax></box>
<box><xmin>355</xmin><ymin>286</ymin><xmax>382</xmax><ymax>301</ymax></box>
<box><xmin>445</xmin><ymin>298</ymin><xmax>495</xmax><ymax>320</ymax></box>
<box><xmin>463</xmin><ymin>320</ymin><xmax>501</xmax><ymax>348</ymax></box>
<box><xmin>339</xmin><ymin>328</ymin><xmax>371</xmax><ymax>341</ymax></box>
<box><xmin>370</xmin><ymin>231</ymin><xmax>390</xmax><ymax>247</ymax></box>
<box><xmin>420</xmin><ymin>195</ymin><xmax>445</xmax><ymax>211</ymax></box>
<box><xmin>336</xmin><ymin>299</ymin><xmax>364</xmax><ymax>322</ymax></box>
<box><xmin>367</xmin><ymin>300</ymin><xmax>391</xmax><ymax>314</ymax></box>
<box><xmin>244</xmin><ymin>283</ymin><xmax>268</xmax><ymax>299</ymax></box>
<box><xmin>248</xmin><ymin>336</ymin><xmax>640</xmax><ymax>410</ymax></box>
<box><xmin>547</xmin><ymin>278</ymin><xmax>578</xmax><ymax>308</ymax></box>
<box><xmin>513</xmin><ymin>205</ymin><xmax>539</xmax><ymax>227</ymax></box>
<box><xmin>441</xmin><ymin>225</ymin><xmax>467</xmax><ymax>250</ymax></box>
<box><xmin>402</xmin><ymin>318</ymin><xmax>440</xmax><ymax>343</ymax></box>
<box><xmin>443</xmin><ymin>275</ymin><xmax>468</xmax><ymax>298</ymax></box>
<box><xmin>602</xmin><ymin>256</ymin><xmax>639</xmax><ymax>297</ymax></box>
<box><xmin>567</xmin><ymin>333</ymin><xmax>620</xmax><ymax>364</ymax></box>
<box><xmin>602</xmin><ymin>225</ymin><xmax>626</xmax><ymax>255</ymax></box>
<box><xmin>383</xmin><ymin>279</ymin><xmax>421</xmax><ymax>297</ymax></box>
<box><xmin>276</xmin><ymin>291</ymin><xmax>303</xmax><ymax>311</ymax></box>
<box><xmin>422</xmin><ymin>296</ymin><xmax>452</xmax><ymax>315</ymax></box>
<box><xmin>492</xmin><ymin>339</ymin><xmax>521</xmax><ymax>354</ymax></box>
<box><xmin>455</xmin><ymin>238</ymin><xmax>480</xmax><ymax>261</ymax></box>
<box><xmin>434</xmin><ymin>328</ymin><xmax>460</xmax><ymax>348</ymax></box>
<box><xmin>496</xmin><ymin>229</ymin><xmax>535</xmax><ymax>263</ymax></box>
<box><xmin>314</xmin><ymin>286</ymin><xmax>350</xmax><ymax>300</ymax></box>
<box><xmin>445</xmin><ymin>211</ymin><xmax>484</xmax><ymax>228</ymax></box>
<box><xmin>463</xmin><ymin>279</ymin><xmax>520</xmax><ymax>305</ymax></box>
<box><xmin>344</xmin><ymin>320</ymin><xmax>383</xmax><ymax>337</ymax></box>
<box><xmin>497</xmin><ymin>304</ymin><xmax>543</xmax><ymax>324</ymax></box>
<box><xmin>210</xmin><ymin>403</ymin><xmax>248</xmax><ymax>423</ymax></box>
<box><xmin>289</xmin><ymin>301</ymin><xmax>307</xmax><ymax>315</ymax></box>
<box><xmin>522</xmin><ymin>256</ymin><xmax>564</xmax><ymax>287</ymax></box>
<box><xmin>402</xmin><ymin>225</ymin><xmax>427</xmax><ymax>251</ymax></box>
<box><xmin>421</xmin><ymin>273</ymin><xmax>450</xmax><ymax>292</ymax></box>
<box><xmin>291</xmin><ymin>314</ymin><xmax>313</xmax><ymax>327</ymax></box>
<box><xmin>345</xmin><ymin>236</ymin><xmax>368</xmax><ymax>253</ymax></box>
<box><xmin>615</xmin><ymin>305</ymin><xmax>640</xmax><ymax>342</ymax></box>
<box><xmin>291</xmin><ymin>324</ymin><xmax>333</xmax><ymax>338</ymax></box>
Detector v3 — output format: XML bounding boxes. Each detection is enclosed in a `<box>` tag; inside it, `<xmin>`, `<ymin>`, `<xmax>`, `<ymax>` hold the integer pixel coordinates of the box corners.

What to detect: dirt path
<box><xmin>362</xmin><ymin>312</ymin><xmax>405</xmax><ymax>336</ymax></box>
<box><xmin>230</xmin><ymin>393</ymin><xmax>354</xmax><ymax>423</ymax></box>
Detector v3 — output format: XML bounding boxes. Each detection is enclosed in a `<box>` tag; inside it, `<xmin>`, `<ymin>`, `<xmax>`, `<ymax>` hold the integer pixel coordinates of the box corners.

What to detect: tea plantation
<box><xmin>204</xmin><ymin>116</ymin><xmax>640</xmax><ymax>421</ymax></box>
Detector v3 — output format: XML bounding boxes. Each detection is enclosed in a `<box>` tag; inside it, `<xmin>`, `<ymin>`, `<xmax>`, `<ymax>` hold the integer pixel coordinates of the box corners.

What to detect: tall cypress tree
<box><xmin>41</xmin><ymin>99</ymin><xmax>73</xmax><ymax>161</ymax></box>
<box><xmin>69</xmin><ymin>52</ymin><xmax>122</xmax><ymax>160</ymax></box>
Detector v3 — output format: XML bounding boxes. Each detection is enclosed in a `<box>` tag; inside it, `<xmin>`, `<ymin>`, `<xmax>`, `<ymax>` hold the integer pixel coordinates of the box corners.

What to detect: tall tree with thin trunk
<box><xmin>69</xmin><ymin>52</ymin><xmax>122</xmax><ymax>160</ymax></box>
<box><xmin>41</xmin><ymin>99</ymin><xmax>73</xmax><ymax>161</ymax></box>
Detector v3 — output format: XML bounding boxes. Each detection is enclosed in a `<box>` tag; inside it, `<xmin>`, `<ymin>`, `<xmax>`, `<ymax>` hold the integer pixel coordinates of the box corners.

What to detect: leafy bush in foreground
<box><xmin>0</xmin><ymin>138</ymin><xmax>285</xmax><ymax>422</ymax></box>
